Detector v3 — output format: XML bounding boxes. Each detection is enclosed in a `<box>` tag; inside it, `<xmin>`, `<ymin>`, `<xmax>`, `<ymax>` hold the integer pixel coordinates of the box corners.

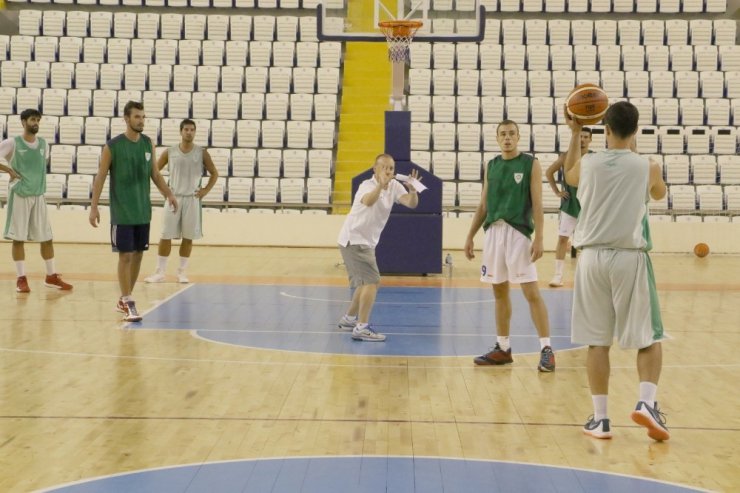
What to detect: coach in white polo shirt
<box><xmin>336</xmin><ymin>154</ymin><xmax>421</xmax><ymax>342</ymax></box>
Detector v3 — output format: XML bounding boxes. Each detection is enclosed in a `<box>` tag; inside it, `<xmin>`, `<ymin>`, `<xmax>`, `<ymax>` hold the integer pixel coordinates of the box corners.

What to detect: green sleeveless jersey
<box><xmin>10</xmin><ymin>136</ymin><xmax>47</xmax><ymax>197</ymax></box>
<box><xmin>107</xmin><ymin>133</ymin><xmax>153</xmax><ymax>225</ymax></box>
<box><xmin>559</xmin><ymin>150</ymin><xmax>591</xmax><ymax>218</ymax></box>
<box><xmin>483</xmin><ymin>153</ymin><xmax>534</xmax><ymax>239</ymax></box>
<box><xmin>560</xmin><ymin>183</ymin><xmax>581</xmax><ymax>218</ymax></box>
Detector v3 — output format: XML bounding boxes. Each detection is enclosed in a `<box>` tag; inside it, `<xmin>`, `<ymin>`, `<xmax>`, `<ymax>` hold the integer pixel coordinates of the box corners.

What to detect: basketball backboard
<box><xmin>316</xmin><ymin>0</ymin><xmax>485</xmax><ymax>43</ymax></box>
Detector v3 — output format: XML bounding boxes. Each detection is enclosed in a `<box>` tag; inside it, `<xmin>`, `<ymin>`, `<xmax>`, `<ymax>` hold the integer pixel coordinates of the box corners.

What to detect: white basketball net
<box><xmin>379</xmin><ymin>22</ymin><xmax>422</xmax><ymax>64</ymax></box>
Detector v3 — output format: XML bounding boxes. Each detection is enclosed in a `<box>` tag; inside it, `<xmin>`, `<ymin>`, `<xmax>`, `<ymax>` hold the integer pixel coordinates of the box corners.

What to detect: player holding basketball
<box><xmin>89</xmin><ymin>101</ymin><xmax>177</xmax><ymax>322</ymax></box>
<box><xmin>0</xmin><ymin>109</ymin><xmax>72</xmax><ymax>293</ymax></box>
<box><xmin>464</xmin><ymin>120</ymin><xmax>554</xmax><ymax>372</ymax></box>
<box><xmin>144</xmin><ymin>119</ymin><xmax>218</xmax><ymax>284</ymax></box>
<box><xmin>336</xmin><ymin>154</ymin><xmax>420</xmax><ymax>342</ymax></box>
<box><xmin>545</xmin><ymin>127</ymin><xmax>592</xmax><ymax>287</ymax></box>
<box><xmin>563</xmin><ymin>101</ymin><xmax>669</xmax><ymax>441</ymax></box>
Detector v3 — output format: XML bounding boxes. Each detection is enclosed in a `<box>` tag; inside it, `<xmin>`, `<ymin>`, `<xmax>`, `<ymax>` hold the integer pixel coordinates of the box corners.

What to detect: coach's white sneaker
<box><xmin>176</xmin><ymin>269</ymin><xmax>190</xmax><ymax>284</ymax></box>
<box><xmin>352</xmin><ymin>324</ymin><xmax>386</xmax><ymax>342</ymax></box>
<box><xmin>145</xmin><ymin>270</ymin><xmax>166</xmax><ymax>283</ymax></box>
<box><xmin>549</xmin><ymin>275</ymin><xmax>563</xmax><ymax>287</ymax></box>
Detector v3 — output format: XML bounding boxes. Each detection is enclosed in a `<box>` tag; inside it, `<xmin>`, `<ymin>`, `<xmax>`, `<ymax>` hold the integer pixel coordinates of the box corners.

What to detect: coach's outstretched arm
<box><xmin>563</xmin><ymin>104</ymin><xmax>583</xmax><ymax>187</ymax></box>
<box><xmin>397</xmin><ymin>169</ymin><xmax>421</xmax><ymax>209</ymax></box>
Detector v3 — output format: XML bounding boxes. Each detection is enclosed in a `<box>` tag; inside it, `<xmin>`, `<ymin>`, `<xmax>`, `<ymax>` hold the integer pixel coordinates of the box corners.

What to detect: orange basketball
<box><xmin>566</xmin><ymin>84</ymin><xmax>609</xmax><ymax>125</ymax></box>
<box><xmin>693</xmin><ymin>243</ymin><xmax>710</xmax><ymax>258</ymax></box>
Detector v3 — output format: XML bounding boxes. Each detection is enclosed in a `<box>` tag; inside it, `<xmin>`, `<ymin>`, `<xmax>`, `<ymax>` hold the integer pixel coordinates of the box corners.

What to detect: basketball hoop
<box><xmin>378</xmin><ymin>20</ymin><xmax>423</xmax><ymax>64</ymax></box>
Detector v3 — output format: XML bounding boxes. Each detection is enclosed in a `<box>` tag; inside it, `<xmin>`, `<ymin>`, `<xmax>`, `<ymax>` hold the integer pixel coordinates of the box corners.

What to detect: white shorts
<box><xmin>161</xmin><ymin>195</ymin><xmax>202</xmax><ymax>240</ymax></box>
<box><xmin>3</xmin><ymin>193</ymin><xmax>53</xmax><ymax>242</ymax></box>
<box><xmin>558</xmin><ymin>211</ymin><xmax>577</xmax><ymax>237</ymax></box>
<box><xmin>571</xmin><ymin>248</ymin><xmax>664</xmax><ymax>349</ymax></box>
<box><xmin>479</xmin><ymin>220</ymin><xmax>538</xmax><ymax>284</ymax></box>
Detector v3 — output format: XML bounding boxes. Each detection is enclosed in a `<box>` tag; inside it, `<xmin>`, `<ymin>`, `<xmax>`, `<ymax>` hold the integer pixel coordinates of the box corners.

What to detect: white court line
<box><xmin>121</xmin><ymin>283</ymin><xmax>196</xmax><ymax>329</ymax></box>
<box><xmin>279</xmin><ymin>291</ymin><xmax>495</xmax><ymax>305</ymax></box>
<box><xmin>2</xmin><ymin>346</ymin><xmax>738</xmax><ymax>370</ymax></box>
<box><xmin>34</xmin><ymin>455</ymin><xmax>714</xmax><ymax>493</ymax></box>
<box><xmin>188</xmin><ymin>328</ymin><xmax>575</xmax><ymax>337</ymax></box>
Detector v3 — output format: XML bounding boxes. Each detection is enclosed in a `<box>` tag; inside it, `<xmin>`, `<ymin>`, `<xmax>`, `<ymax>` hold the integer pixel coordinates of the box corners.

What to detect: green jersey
<box><xmin>483</xmin><ymin>153</ymin><xmax>534</xmax><ymax>239</ymax></box>
<box><xmin>10</xmin><ymin>136</ymin><xmax>47</xmax><ymax>197</ymax></box>
<box><xmin>559</xmin><ymin>150</ymin><xmax>591</xmax><ymax>218</ymax></box>
<box><xmin>107</xmin><ymin>133</ymin><xmax>154</xmax><ymax>225</ymax></box>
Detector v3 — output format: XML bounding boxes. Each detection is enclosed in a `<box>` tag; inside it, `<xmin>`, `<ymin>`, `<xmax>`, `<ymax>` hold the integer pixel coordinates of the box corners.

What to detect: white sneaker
<box><xmin>145</xmin><ymin>270</ymin><xmax>166</xmax><ymax>283</ymax></box>
<box><xmin>631</xmin><ymin>401</ymin><xmax>670</xmax><ymax>441</ymax></box>
<box><xmin>337</xmin><ymin>315</ymin><xmax>357</xmax><ymax>331</ymax></box>
<box><xmin>549</xmin><ymin>275</ymin><xmax>563</xmax><ymax>287</ymax></box>
<box><xmin>176</xmin><ymin>269</ymin><xmax>189</xmax><ymax>284</ymax></box>
<box><xmin>583</xmin><ymin>416</ymin><xmax>612</xmax><ymax>439</ymax></box>
<box><xmin>352</xmin><ymin>324</ymin><xmax>386</xmax><ymax>342</ymax></box>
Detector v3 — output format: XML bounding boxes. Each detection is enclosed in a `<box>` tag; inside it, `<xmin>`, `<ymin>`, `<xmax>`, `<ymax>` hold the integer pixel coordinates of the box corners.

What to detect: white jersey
<box><xmin>337</xmin><ymin>177</ymin><xmax>406</xmax><ymax>248</ymax></box>
<box><xmin>167</xmin><ymin>144</ymin><xmax>203</xmax><ymax>196</ymax></box>
<box><xmin>573</xmin><ymin>149</ymin><xmax>652</xmax><ymax>250</ymax></box>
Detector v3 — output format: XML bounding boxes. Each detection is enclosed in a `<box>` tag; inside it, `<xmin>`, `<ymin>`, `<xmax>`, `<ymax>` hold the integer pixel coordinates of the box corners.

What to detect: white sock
<box><xmin>45</xmin><ymin>258</ymin><xmax>55</xmax><ymax>275</ymax></box>
<box><xmin>592</xmin><ymin>395</ymin><xmax>608</xmax><ymax>421</ymax></box>
<box><xmin>15</xmin><ymin>261</ymin><xmax>25</xmax><ymax>277</ymax></box>
<box><xmin>157</xmin><ymin>255</ymin><xmax>168</xmax><ymax>272</ymax></box>
<box><xmin>122</xmin><ymin>295</ymin><xmax>132</xmax><ymax>302</ymax></box>
<box><xmin>343</xmin><ymin>314</ymin><xmax>357</xmax><ymax>322</ymax></box>
<box><xmin>639</xmin><ymin>382</ymin><xmax>658</xmax><ymax>405</ymax></box>
<box><xmin>539</xmin><ymin>337</ymin><xmax>551</xmax><ymax>349</ymax></box>
<box><xmin>179</xmin><ymin>256</ymin><xmax>189</xmax><ymax>270</ymax></box>
<box><xmin>355</xmin><ymin>322</ymin><xmax>368</xmax><ymax>331</ymax></box>
<box><xmin>497</xmin><ymin>336</ymin><xmax>510</xmax><ymax>351</ymax></box>
<box><xmin>554</xmin><ymin>259</ymin><xmax>564</xmax><ymax>276</ymax></box>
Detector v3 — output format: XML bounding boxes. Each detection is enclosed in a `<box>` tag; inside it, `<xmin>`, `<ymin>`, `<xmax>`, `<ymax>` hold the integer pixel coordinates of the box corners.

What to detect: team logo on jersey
<box><xmin>145</xmin><ymin>152</ymin><xmax>151</xmax><ymax>162</ymax></box>
<box><xmin>514</xmin><ymin>173</ymin><xmax>523</xmax><ymax>184</ymax></box>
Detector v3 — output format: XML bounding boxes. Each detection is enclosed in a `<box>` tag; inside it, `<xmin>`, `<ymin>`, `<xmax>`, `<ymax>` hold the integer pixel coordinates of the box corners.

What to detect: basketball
<box><xmin>566</xmin><ymin>84</ymin><xmax>609</xmax><ymax>125</ymax></box>
<box><xmin>694</xmin><ymin>243</ymin><xmax>710</xmax><ymax>258</ymax></box>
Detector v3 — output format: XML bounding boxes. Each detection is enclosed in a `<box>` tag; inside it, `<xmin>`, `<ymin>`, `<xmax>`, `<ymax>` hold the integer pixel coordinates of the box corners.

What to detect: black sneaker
<box><xmin>473</xmin><ymin>343</ymin><xmax>513</xmax><ymax>366</ymax></box>
<box><xmin>538</xmin><ymin>346</ymin><xmax>556</xmax><ymax>372</ymax></box>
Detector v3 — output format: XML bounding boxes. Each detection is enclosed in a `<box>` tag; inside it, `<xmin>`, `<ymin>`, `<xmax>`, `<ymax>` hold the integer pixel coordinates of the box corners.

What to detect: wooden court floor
<box><xmin>0</xmin><ymin>243</ymin><xmax>738</xmax><ymax>492</ymax></box>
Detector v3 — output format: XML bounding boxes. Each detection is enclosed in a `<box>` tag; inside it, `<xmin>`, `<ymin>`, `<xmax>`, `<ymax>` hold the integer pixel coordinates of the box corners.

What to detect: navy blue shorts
<box><xmin>111</xmin><ymin>224</ymin><xmax>150</xmax><ymax>253</ymax></box>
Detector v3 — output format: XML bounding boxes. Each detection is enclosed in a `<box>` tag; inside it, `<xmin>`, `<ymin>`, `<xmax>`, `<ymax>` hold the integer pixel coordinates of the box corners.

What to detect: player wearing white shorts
<box><xmin>464</xmin><ymin>120</ymin><xmax>554</xmax><ymax>372</ymax></box>
<box><xmin>545</xmin><ymin>128</ymin><xmax>592</xmax><ymax>287</ymax></box>
<box><xmin>145</xmin><ymin>119</ymin><xmax>218</xmax><ymax>284</ymax></box>
<box><xmin>564</xmin><ymin>101</ymin><xmax>670</xmax><ymax>441</ymax></box>
<box><xmin>0</xmin><ymin>109</ymin><xmax>72</xmax><ymax>293</ymax></box>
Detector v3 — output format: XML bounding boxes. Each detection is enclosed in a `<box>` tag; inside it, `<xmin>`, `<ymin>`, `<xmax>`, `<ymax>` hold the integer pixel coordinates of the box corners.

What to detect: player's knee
<box><xmin>520</xmin><ymin>284</ymin><xmax>542</xmax><ymax>303</ymax></box>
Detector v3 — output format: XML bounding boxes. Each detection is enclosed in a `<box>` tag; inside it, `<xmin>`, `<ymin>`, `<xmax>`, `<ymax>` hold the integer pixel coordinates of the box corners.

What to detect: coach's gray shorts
<box><xmin>339</xmin><ymin>244</ymin><xmax>380</xmax><ymax>288</ymax></box>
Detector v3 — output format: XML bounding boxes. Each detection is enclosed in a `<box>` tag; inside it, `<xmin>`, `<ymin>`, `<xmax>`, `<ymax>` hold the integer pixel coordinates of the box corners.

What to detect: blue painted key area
<box><xmin>136</xmin><ymin>284</ymin><xmax>578</xmax><ymax>356</ymax></box>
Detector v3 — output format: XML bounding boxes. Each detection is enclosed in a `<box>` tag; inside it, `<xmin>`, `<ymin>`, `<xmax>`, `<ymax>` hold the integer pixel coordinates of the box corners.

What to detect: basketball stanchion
<box><xmin>378</xmin><ymin>19</ymin><xmax>423</xmax><ymax>111</ymax></box>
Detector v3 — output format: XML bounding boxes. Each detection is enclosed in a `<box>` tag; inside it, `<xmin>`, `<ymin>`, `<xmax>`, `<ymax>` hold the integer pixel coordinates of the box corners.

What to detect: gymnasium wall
<box><xmin>31</xmin><ymin>209</ymin><xmax>740</xmax><ymax>254</ymax></box>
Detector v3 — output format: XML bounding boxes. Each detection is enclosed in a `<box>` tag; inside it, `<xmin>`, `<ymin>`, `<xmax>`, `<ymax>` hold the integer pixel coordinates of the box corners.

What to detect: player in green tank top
<box><xmin>545</xmin><ymin>127</ymin><xmax>593</xmax><ymax>287</ymax></box>
<box><xmin>89</xmin><ymin>101</ymin><xmax>177</xmax><ymax>322</ymax></box>
<box><xmin>0</xmin><ymin>109</ymin><xmax>72</xmax><ymax>293</ymax></box>
<box><xmin>464</xmin><ymin>120</ymin><xmax>554</xmax><ymax>372</ymax></box>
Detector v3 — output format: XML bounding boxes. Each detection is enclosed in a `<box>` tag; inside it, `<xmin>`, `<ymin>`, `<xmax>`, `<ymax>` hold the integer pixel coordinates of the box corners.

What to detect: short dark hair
<box><xmin>20</xmin><ymin>109</ymin><xmax>42</xmax><ymax>121</ymax></box>
<box><xmin>581</xmin><ymin>127</ymin><xmax>593</xmax><ymax>135</ymax></box>
<box><xmin>123</xmin><ymin>100</ymin><xmax>144</xmax><ymax>117</ymax></box>
<box><xmin>496</xmin><ymin>120</ymin><xmax>519</xmax><ymax>134</ymax></box>
<box><xmin>603</xmin><ymin>102</ymin><xmax>639</xmax><ymax>139</ymax></box>
<box><xmin>180</xmin><ymin>119</ymin><xmax>196</xmax><ymax>131</ymax></box>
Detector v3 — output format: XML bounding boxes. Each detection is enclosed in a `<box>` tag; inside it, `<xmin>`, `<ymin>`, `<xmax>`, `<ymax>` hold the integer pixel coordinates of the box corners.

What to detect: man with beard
<box><xmin>89</xmin><ymin>101</ymin><xmax>177</xmax><ymax>322</ymax></box>
<box><xmin>145</xmin><ymin>119</ymin><xmax>219</xmax><ymax>284</ymax></box>
<box><xmin>464</xmin><ymin>120</ymin><xmax>554</xmax><ymax>372</ymax></box>
<box><xmin>0</xmin><ymin>109</ymin><xmax>73</xmax><ymax>293</ymax></box>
